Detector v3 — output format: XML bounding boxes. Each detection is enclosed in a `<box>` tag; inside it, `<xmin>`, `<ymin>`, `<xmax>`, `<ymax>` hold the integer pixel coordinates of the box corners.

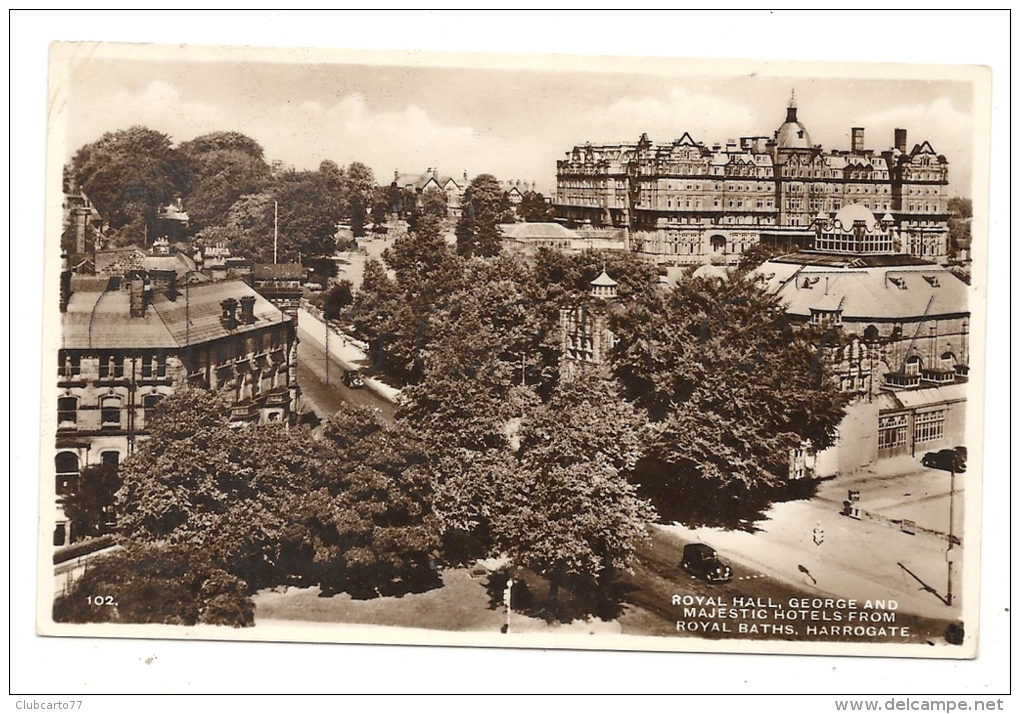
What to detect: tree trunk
<box><xmin>546</xmin><ymin>567</ymin><xmax>561</xmax><ymax>622</ymax></box>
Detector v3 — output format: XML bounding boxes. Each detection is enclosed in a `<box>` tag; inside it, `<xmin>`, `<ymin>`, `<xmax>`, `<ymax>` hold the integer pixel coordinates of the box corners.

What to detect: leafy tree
<box><xmin>69</xmin><ymin>126</ymin><xmax>185</xmax><ymax>245</ymax></box>
<box><xmin>116</xmin><ymin>390</ymin><xmax>442</xmax><ymax>599</ymax></box>
<box><xmin>344</xmin><ymin>216</ymin><xmax>466</xmax><ymax>382</ymax></box>
<box><xmin>61</xmin><ymin>463</ymin><xmax>120</xmax><ymax>539</ymax></box>
<box><xmin>517</xmin><ymin>190</ymin><xmax>555</xmax><ymax>222</ymax></box>
<box><xmin>611</xmin><ymin>273</ymin><xmax>849</xmax><ymax>492</ymax></box>
<box><xmin>947</xmin><ymin>196</ymin><xmax>973</xmax><ymax>256</ymax></box>
<box><xmin>370</xmin><ymin>185</ymin><xmax>392</xmax><ymax>226</ymax></box>
<box><xmin>490</xmin><ymin>372</ymin><xmax>653</xmax><ymax>617</ymax></box>
<box><xmin>421</xmin><ymin>187</ymin><xmax>449</xmax><ymax>218</ymax></box>
<box><xmin>218</xmin><ymin>192</ymin><xmax>274</xmax><ymax>260</ymax></box>
<box><xmin>455</xmin><ymin>174</ymin><xmax>505</xmax><ymax>257</ymax></box>
<box><xmin>324</xmin><ymin>279</ymin><xmax>354</xmax><ymax>319</ymax></box>
<box><xmin>947</xmin><ymin>197</ymin><xmax>972</xmax><ymax>218</ymax></box>
<box><xmin>274</xmin><ymin>169</ymin><xmax>344</xmax><ymax>260</ymax></box>
<box><xmin>177</xmin><ymin>131</ymin><xmax>271</xmax><ymax>233</ymax></box>
<box><xmin>53</xmin><ymin>543</ymin><xmax>254</xmax><ymax>627</ymax></box>
<box><xmin>224</xmin><ymin>168</ymin><xmax>342</xmax><ymax>263</ymax></box>
<box><xmin>736</xmin><ymin>241</ymin><xmax>783</xmax><ymax>273</ymax></box>
<box><xmin>343</xmin><ymin>162</ymin><xmax>376</xmax><ymax>238</ymax></box>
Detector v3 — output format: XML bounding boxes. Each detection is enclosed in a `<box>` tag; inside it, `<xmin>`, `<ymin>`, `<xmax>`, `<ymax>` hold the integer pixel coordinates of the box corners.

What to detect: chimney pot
<box><xmin>239</xmin><ymin>295</ymin><xmax>257</xmax><ymax>325</ymax></box>
<box><xmin>221</xmin><ymin>298</ymin><xmax>239</xmax><ymax>330</ymax></box>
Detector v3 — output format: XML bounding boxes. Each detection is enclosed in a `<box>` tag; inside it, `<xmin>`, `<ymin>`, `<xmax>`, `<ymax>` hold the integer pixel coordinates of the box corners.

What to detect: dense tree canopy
<box><xmin>116</xmin><ymin>390</ymin><xmax>442</xmax><ymax>598</ymax></box>
<box><xmin>610</xmin><ymin>273</ymin><xmax>849</xmax><ymax>490</ymax></box>
<box><xmin>67</xmin><ymin>129</ymin><xmax>383</xmax><ymax>261</ymax></box>
<box><xmin>69</xmin><ymin>126</ymin><xmax>186</xmax><ymax>245</ymax></box>
<box><xmin>177</xmin><ymin>131</ymin><xmax>271</xmax><ymax>233</ymax></box>
<box><xmin>517</xmin><ymin>190</ymin><xmax>555</xmax><ymax>223</ymax></box>
<box><xmin>53</xmin><ymin>543</ymin><xmax>254</xmax><ymax>627</ymax></box>
<box><xmin>492</xmin><ymin>372</ymin><xmax>654</xmax><ymax>612</ymax></box>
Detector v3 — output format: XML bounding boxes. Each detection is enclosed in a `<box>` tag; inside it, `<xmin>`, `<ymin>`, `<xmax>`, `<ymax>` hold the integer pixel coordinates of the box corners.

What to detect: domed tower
<box><xmin>773</xmin><ymin>90</ymin><xmax>818</xmax><ymax>229</ymax></box>
<box><xmin>775</xmin><ymin>90</ymin><xmax>813</xmax><ymax>151</ymax></box>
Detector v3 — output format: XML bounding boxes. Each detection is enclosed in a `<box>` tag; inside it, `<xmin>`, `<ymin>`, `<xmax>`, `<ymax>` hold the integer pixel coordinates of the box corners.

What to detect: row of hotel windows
<box><xmin>57</xmin><ymin>393</ymin><xmax>164</xmax><ymax>430</ymax></box>
<box><xmin>59</xmin><ymin>353</ymin><xmax>169</xmax><ymax>379</ymax></box>
<box><xmin>877</xmin><ymin>410</ymin><xmax>945</xmax><ymax>450</ymax></box>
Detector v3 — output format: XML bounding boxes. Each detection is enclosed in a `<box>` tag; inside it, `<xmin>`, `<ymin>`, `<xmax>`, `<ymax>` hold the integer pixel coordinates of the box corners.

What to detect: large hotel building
<box><xmin>554</xmin><ymin>96</ymin><xmax>950</xmax><ymax>264</ymax></box>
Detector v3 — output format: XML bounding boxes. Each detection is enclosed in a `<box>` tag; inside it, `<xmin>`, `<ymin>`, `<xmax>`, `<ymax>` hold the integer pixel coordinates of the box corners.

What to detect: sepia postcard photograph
<box><xmin>13</xmin><ymin>10</ymin><xmax>1010</xmax><ymax>701</ymax></box>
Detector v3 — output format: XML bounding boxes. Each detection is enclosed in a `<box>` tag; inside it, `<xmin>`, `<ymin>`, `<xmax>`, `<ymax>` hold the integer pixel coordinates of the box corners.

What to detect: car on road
<box><xmin>680</xmin><ymin>543</ymin><xmax>733</xmax><ymax>583</ymax></box>
<box><xmin>342</xmin><ymin>369</ymin><xmax>365</xmax><ymax>389</ymax></box>
<box><xmin>921</xmin><ymin>447</ymin><xmax>967</xmax><ymax>473</ymax></box>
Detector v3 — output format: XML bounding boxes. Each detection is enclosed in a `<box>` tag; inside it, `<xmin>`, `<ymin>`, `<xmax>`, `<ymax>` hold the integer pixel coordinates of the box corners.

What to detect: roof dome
<box><xmin>692</xmin><ymin>264</ymin><xmax>728</xmax><ymax>281</ymax></box>
<box><xmin>590</xmin><ymin>270</ymin><xmax>618</xmax><ymax>288</ymax></box>
<box><xmin>834</xmin><ymin>203</ymin><xmax>878</xmax><ymax>231</ymax></box>
<box><xmin>775</xmin><ymin>96</ymin><xmax>812</xmax><ymax>150</ymax></box>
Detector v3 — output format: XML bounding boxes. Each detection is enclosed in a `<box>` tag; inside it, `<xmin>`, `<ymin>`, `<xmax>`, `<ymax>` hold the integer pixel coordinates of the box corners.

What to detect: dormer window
<box><xmin>810</xmin><ymin>309</ymin><xmax>842</xmax><ymax>326</ymax></box>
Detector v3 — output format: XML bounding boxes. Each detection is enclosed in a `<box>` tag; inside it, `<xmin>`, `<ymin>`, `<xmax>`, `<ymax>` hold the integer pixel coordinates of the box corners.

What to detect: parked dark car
<box><xmin>922</xmin><ymin>447</ymin><xmax>967</xmax><ymax>473</ymax></box>
<box><xmin>342</xmin><ymin>369</ymin><xmax>365</xmax><ymax>389</ymax></box>
<box><xmin>680</xmin><ymin>543</ymin><xmax>733</xmax><ymax>583</ymax></box>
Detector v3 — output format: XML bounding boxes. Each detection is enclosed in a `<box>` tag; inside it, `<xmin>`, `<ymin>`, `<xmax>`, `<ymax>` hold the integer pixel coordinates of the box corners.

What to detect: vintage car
<box><xmin>679</xmin><ymin>543</ymin><xmax>733</xmax><ymax>583</ymax></box>
<box><xmin>921</xmin><ymin>446</ymin><xmax>967</xmax><ymax>473</ymax></box>
<box><xmin>342</xmin><ymin>369</ymin><xmax>365</xmax><ymax>389</ymax></box>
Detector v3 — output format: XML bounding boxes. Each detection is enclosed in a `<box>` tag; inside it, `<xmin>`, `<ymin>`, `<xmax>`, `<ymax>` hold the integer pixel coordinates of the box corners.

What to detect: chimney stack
<box><xmin>851</xmin><ymin>127</ymin><xmax>865</xmax><ymax>154</ymax></box>
<box><xmin>239</xmin><ymin>295</ymin><xmax>257</xmax><ymax>325</ymax></box>
<box><xmin>895</xmin><ymin>128</ymin><xmax>907</xmax><ymax>153</ymax></box>
<box><xmin>148</xmin><ymin>269</ymin><xmax>177</xmax><ymax>302</ymax></box>
<box><xmin>130</xmin><ymin>277</ymin><xmax>151</xmax><ymax>318</ymax></box>
<box><xmin>221</xmin><ymin>298</ymin><xmax>239</xmax><ymax>330</ymax></box>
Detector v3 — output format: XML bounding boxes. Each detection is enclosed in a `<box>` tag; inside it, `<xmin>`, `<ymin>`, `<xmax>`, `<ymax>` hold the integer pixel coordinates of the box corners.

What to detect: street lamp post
<box><xmin>946</xmin><ymin>457</ymin><xmax>956</xmax><ymax>606</ymax></box>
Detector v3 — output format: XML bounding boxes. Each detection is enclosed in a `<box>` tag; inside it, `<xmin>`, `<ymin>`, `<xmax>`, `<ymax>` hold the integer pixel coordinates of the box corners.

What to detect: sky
<box><xmin>53</xmin><ymin>44</ymin><xmax>980</xmax><ymax>197</ymax></box>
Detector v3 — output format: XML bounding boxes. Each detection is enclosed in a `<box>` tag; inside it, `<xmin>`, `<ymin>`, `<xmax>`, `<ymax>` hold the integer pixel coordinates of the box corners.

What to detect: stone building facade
<box><xmin>756</xmin><ymin>204</ymin><xmax>968</xmax><ymax>477</ymax></box>
<box><xmin>554</xmin><ymin>96</ymin><xmax>950</xmax><ymax>265</ymax></box>
<box><xmin>53</xmin><ymin>272</ymin><xmax>299</xmax><ymax>544</ymax></box>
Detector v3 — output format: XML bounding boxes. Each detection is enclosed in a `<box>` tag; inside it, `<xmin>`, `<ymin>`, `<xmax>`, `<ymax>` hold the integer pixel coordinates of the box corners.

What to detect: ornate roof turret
<box><xmin>776</xmin><ymin>90</ymin><xmax>813</xmax><ymax>150</ymax></box>
<box><xmin>590</xmin><ymin>270</ymin><xmax>618</xmax><ymax>299</ymax></box>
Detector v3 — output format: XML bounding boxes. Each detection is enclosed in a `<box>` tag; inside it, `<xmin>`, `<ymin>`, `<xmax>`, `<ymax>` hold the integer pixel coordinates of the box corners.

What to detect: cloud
<box><xmin>65</xmin><ymin>80</ymin><xmax>227</xmax><ymax>151</ymax></box>
<box><xmin>593</xmin><ymin>87</ymin><xmax>763</xmax><ymax>144</ymax></box>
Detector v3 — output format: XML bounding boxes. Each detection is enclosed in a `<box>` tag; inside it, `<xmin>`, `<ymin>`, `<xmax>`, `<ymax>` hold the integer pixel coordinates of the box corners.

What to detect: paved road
<box><xmin>296</xmin><ymin>325</ymin><xmax>397</xmax><ymax>425</ymax></box>
<box><xmin>618</xmin><ymin>526</ymin><xmax>959</xmax><ymax>647</ymax></box>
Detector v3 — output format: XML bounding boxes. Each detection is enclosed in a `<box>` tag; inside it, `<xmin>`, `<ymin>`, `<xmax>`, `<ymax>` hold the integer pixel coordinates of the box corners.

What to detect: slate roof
<box><xmin>61</xmin><ymin>279</ymin><xmax>289</xmax><ymax>350</ymax></box>
<box><xmin>500</xmin><ymin>222</ymin><xmax>578</xmax><ymax>241</ymax></box>
<box><xmin>876</xmin><ymin>383</ymin><xmax>968</xmax><ymax>413</ymax></box>
<box><xmin>756</xmin><ymin>259</ymin><xmax>969</xmax><ymax>321</ymax></box>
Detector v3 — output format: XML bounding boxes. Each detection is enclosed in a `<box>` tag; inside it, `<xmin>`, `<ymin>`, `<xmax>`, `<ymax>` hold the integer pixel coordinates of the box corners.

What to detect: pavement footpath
<box><xmin>659</xmin><ymin>464</ymin><xmax>965</xmax><ymax>623</ymax></box>
<box><xmin>297</xmin><ymin>305</ymin><xmax>402</xmax><ymax>404</ymax></box>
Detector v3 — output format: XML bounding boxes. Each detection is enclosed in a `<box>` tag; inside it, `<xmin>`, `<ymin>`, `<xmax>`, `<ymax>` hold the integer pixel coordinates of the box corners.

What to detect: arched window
<box><xmin>101</xmin><ymin>396</ymin><xmax>122</xmax><ymax>430</ymax></box>
<box><xmin>55</xmin><ymin>452</ymin><xmax>79</xmax><ymax>496</ymax></box>
<box><xmin>904</xmin><ymin>356</ymin><xmax>922</xmax><ymax>376</ymax></box>
<box><xmin>940</xmin><ymin>352</ymin><xmax>956</xmax><ymax>371</ymax></box>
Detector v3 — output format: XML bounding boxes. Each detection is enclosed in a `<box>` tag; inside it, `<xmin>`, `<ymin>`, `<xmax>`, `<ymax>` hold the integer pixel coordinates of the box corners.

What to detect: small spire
<box><xmin>789</xmin><ymin>88</ymin><xmax>796</xmax><ymax>108</ymax></box>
